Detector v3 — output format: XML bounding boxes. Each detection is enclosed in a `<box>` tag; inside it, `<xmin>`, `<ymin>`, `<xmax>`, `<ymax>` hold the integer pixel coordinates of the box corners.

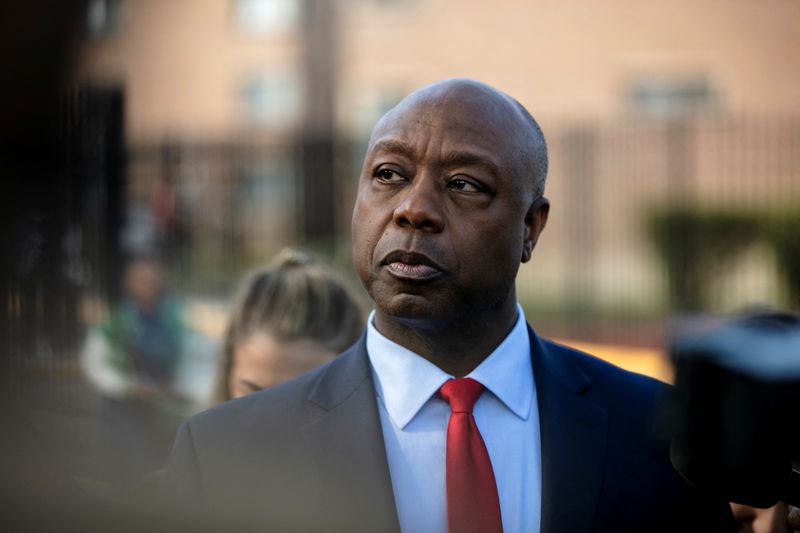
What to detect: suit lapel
<box><xmin>300</xmin><ymin>337</ymin><xmax>400</xmax><ymax>533</ymax></box>
<box><xmin>295</xmin><ymin>326</ymin><xmax>608</xmax><ymax>532</ymax></box>
<box><xmin>530</xmin><ymin>326</ymin><xmax>608</xmax><ymax>533</ymax></box>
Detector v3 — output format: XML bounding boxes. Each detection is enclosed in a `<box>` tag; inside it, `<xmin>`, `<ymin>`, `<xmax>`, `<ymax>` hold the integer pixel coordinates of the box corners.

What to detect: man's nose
<box><xmin>392</xmin><ymin>176</ymin><xmax>444</xmax><ymax>232</ymax></box>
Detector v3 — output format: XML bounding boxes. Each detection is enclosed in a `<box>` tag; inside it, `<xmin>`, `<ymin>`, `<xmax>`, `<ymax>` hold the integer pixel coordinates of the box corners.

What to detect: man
<box><xmin>171</xmin><ymin>79</ymin><xmax>733</xmax><ymax>532</ymax></box>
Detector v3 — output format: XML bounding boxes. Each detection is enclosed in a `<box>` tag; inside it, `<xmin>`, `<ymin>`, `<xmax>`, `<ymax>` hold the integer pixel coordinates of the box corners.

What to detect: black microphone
<box><xmin>667</xmin><ymin>312</ymin><xmax>800</xmax><ymax>508</ymax></box>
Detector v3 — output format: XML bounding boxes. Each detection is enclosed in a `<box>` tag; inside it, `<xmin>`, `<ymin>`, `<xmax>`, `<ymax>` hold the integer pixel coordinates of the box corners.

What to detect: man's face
<box><xmin>351</xmin><ymin>85</ymin><xmax>547</xmax><ymax>326</ymax></box>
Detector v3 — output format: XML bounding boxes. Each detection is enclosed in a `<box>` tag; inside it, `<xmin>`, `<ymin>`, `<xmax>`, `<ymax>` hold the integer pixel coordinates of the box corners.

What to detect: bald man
<box><xmin>170</xmin><ymin>79</ymin><xmax>733</xmax><ymax>533</ymax></box>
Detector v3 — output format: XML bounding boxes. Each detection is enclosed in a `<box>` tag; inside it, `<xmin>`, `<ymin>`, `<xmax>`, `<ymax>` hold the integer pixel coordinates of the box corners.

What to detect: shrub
<box><xmin>761</xmin><ymin>208</ymin><xmax>800</xmax><ymax>307</ymax></box>
<box><xmin>647</xmin><ymin>207</ymin><xmax>760</xmax><ymax>311</ymax></box>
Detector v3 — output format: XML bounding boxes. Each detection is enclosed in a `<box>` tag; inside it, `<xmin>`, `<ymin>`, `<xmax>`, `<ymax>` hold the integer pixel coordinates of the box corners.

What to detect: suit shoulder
<box><xmin>183</xmin><ymin>360</ymin><xmax>330</xmax><ymax>437</ymax></box>
<box><xmin>542</xmin><ymin>337</ymin><xmax>668</xmax><ymax>394</ymax></box>
<box><xmin>537</xmin><ymin>337</ymin><xmax>671</xmax><ymax>425</ymax></box>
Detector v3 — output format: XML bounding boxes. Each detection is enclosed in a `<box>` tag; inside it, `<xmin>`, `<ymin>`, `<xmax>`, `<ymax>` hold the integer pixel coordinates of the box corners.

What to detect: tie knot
<box><xmin>439</xmin><ymin>377</ymin><xmax>484</xmax><ymax>413</ymax></box>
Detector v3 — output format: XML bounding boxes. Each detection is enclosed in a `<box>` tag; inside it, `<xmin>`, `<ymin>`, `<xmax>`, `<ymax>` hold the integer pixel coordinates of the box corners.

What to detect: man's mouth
<box><xmin>382</xmin><ymin>251</ymin><xmax>444</xmax><ymax>281</ymax></box>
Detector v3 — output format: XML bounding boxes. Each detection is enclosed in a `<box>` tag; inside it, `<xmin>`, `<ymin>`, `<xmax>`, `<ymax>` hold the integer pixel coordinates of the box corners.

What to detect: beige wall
<box><xmin>78</xmin><ymin>0</ymin><xmax>302</xmax><ymax>142</ymax></box>
<box><xmin>343</xmin><ymin>0</ymin><xmax>800</xmax><ymax>128</ymax></box>
<box><xmin>78</xmin><ymin>0</ymin><xmax>800</xmax><ymax>141</ymax></box>
<box><xmin>76</xmin><ymin>0</ymin><xmax>800</xmax><ymax>313</ymax></box>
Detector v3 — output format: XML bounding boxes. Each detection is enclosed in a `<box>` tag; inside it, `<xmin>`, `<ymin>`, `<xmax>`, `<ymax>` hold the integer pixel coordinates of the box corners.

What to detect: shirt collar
<box><xmin>366</xmin><ymin>304</ymin><xmax>534</xmax><ymax>429</ymax></box>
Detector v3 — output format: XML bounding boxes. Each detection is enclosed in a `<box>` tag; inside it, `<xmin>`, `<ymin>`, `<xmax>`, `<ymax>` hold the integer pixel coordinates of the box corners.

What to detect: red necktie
<box><xmin>440</xmin><ymin>378</ymin><xmax>503</xmax><ymax>533</ymax></box>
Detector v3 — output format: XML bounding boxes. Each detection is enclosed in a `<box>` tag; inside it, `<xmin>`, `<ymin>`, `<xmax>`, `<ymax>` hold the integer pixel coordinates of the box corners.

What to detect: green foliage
<box><xmin>647</xmin><ymin>207</ymin><xmax>760</xmax><ymax>311</ymax></box>
<box><xmin>760</xmin><ymin>208</ymin><xmax>800</xmax><ymax>307</ymax></box>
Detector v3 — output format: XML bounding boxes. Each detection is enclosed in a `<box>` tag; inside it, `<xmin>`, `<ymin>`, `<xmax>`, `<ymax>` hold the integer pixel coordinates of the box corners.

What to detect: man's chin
<box><xmin>375</xmin><ymin>293</ymin><xmax>454</xmax><ymax>330</ymax></box>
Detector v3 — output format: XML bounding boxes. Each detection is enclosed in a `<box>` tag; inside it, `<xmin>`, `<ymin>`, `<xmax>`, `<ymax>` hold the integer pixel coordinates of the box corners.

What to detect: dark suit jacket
<box><xmin>170</xmin><ymin>325</ymin><xmax>733</xmax><ymax>532</ymax></box>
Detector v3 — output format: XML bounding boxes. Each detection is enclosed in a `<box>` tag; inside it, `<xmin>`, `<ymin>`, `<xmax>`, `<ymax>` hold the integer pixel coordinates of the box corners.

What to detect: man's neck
<box><xmin>372</xmin><ymin>301</ymin><xmax>519</xmax><ymax>378</ymax></box>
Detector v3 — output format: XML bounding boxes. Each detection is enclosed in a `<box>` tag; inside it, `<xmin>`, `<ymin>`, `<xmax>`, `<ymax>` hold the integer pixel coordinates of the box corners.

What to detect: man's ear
<box><xmin>521</xmin><ymin>197</ymin><xmax>550</xmax><ymax>263</ymax></box>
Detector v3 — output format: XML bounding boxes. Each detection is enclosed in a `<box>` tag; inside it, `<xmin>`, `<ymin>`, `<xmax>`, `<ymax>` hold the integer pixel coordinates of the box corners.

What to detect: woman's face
<box><xmin>228</xmin><ymin>333</ymin><xmax>336</xmax><ymax>399</ymax></box>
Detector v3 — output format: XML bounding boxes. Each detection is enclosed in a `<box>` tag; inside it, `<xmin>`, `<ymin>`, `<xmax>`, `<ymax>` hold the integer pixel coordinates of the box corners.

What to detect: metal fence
<box><xmin>5</xmin><ymin>112</ymin><xmax>800</xmax><ymax>367</ymax></box>
<box><xmin>519</xmin><ymin>114</ymin><xmax>800</xmax><ymax>343</ymax></box>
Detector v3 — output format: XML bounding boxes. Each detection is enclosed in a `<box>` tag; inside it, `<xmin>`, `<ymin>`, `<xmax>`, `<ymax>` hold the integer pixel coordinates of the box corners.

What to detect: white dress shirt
<box><xmin>367</xmin><ymin>304</ymin><xmax>542</xmax><ymax>533</ymax></box>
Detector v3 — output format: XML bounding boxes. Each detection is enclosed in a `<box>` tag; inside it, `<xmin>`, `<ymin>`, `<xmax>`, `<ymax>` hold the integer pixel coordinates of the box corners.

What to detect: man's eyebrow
<box><xmin>239</xmin><ymin>379</ymin><xmax>265</xmax><ymax>392</ymax></box>
<box><xmin>443</xmin><ymin>151</ymin><xmax>500</xmax><ymax>176</ymax></box>
<box><xmin>372</xmin><ymin>141</ymin><xmax>500</xmax><ymax>174</ymax></box>
<box><xmin>370</xmin><ymin>139</ymin><xmax>416</xmax><ymax>159</ymax></box>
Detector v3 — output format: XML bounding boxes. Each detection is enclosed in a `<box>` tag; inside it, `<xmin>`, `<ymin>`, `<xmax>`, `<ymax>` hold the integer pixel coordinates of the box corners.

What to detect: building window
<box><xmin>240</xmin><ymin>71</ymin><xmax>303</xmax><ymax>129</ymax></box>
<box><xmin>233</xmin><ymin>0</ymin><xmax>299</xmax><ymax>37</ymax></box>
<box><xmin>86</xmin><ymin>0</ymin><xmax>124</xmax><ymax>38</ymax></box>
<box><xmin>627</xmin><ymin>76</ymin><xmax>718</xmax><ymax>118</ymax></box>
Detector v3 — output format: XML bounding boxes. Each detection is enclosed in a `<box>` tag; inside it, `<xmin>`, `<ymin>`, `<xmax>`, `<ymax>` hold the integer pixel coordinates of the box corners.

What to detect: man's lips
<box><xmin>381</xmin><ymin>250</ymin><xmax>444</xmax><ymax>281</ymax></box>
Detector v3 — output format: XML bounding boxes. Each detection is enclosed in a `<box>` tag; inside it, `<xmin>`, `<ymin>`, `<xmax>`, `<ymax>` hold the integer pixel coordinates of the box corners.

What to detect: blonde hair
<box><xmin>215</xmin><ymin>247</ymin><xmax>364</xmax><ymax>401</ymax></box>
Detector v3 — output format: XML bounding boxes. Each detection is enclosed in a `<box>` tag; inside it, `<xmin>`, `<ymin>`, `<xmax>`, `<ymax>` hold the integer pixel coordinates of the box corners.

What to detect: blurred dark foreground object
<box><xmin>668</xmin><ymin>312</ymin><xmax>800</xmax><ymax>508</ymax></box>
<box><xmin>0</xmin><ymin>399</ymin><xmax>268</xmax><ymax>533</ymax></box>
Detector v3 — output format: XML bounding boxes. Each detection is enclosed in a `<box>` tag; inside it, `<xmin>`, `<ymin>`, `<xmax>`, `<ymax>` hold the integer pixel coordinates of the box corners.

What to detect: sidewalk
<box><xmin>553</xmin><ymin>338</ymin><xmax>672</xmax><ymax>383</ymax></box>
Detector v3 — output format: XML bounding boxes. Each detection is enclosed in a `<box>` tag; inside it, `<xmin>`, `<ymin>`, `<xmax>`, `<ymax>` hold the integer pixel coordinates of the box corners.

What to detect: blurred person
<box><xmin>790</xmin><ymin>505</ymin><xmax>800</xmax><ymax>531</ymax></box>
<box><xmin>150</xmin><ymin>166</ymin><xmax>191</xmax><ymax>267</ymax></box>
<box><xmin>83</xmin><ymin>255</ymin><xmax>184</xmax><ymax>396</ymax></box>
<box><xmin>151</xmin><ymin>171</ymin><xmax>178</xmax><ymax>243</ymax></box>
<box><xmin>82</xmin><ymin>255</ymin><xmax>186</xmax><ymax>495</ymax></box>
<box><xmin>730</xmin><ymin>452</ymin><xmax>800</xmax><ymax>533</ymax></box>
<box><xmin>215</xmin><ymin>247</ymin><xmax>364</xmax><ymax>402</ymax></box>
<box><xmin>171</xmin><ymin>79</ymin><xmax>734</xmax><ymax>532</ymax></box>
<box><xmin>731</xmin><ymin>502</ymin><xmax>799</xmax><ymax>533</ymax></box>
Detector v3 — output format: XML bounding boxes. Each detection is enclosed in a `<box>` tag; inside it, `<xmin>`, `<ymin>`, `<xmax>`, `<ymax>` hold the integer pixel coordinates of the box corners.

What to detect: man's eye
<box><xmin>448</xmin><ymin>178</ymin><xmax>481</xmax><ymax>193</ymax></box>
<box><xmin>375</xmin><ymin>168</ymin><xmax>405</xmax><ymax>182</ymax></box>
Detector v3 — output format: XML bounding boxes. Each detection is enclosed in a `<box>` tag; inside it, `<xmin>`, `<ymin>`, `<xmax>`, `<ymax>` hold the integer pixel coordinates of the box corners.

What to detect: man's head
<box><xmin>124</xmin><ymin>256</ymin><xmax>166</xmax><ymax>313</ymax></box>
<box><xmin>351</xmin><ymin>78</ymin><xmax>549</xmax><ymax>329</ymax></box>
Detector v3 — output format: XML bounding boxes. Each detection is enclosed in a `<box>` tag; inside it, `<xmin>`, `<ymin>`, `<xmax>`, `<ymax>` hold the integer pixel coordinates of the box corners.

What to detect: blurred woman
<box><xmin>216</xmin><ymin>247</ymin><xmax>364</xmax><ymax>402</ymax></box>
<box><xmin>80</xmin><ymin>254</ymin><xmax>187</xmax><ymax>495</ymax></box>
